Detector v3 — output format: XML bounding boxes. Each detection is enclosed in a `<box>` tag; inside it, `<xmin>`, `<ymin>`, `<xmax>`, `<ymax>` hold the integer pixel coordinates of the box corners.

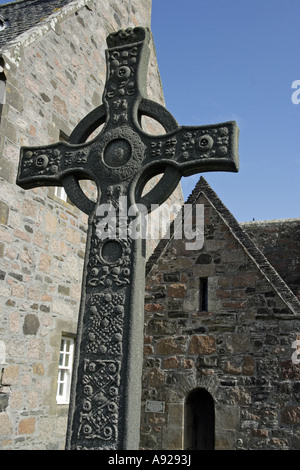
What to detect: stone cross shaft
<box><xmin>16</xmin><ymin>27</ymin><xmax>239</xmax><ymax>450</ymax></box>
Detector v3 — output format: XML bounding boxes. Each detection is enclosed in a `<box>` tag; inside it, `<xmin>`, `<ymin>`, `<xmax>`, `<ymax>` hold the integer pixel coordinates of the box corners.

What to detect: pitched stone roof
<box><xmin>146</xmin><ymin>176</ymin><xmax>300</xmax><ymax>316</ymax></box>
<box><xmin>0</xmin><ymin>0</ymin><xmax>74</xmax><ymax>48</ymax></box>
<box><xmin>241</xmin><ymin>218</ymin><xmax>300</xmax><ymax>301</ymax></box>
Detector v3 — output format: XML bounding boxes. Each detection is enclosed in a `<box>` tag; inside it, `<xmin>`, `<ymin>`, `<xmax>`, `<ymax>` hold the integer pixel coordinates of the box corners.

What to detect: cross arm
<box><xmin>143</xmin><ymin>120</ymin><xmax>239</xmax><ymax>176</ymax></box>
<box><xmin>16</xmin><ymin>141</ymin><xmax>92</xmax><ymax>190</ymax></box>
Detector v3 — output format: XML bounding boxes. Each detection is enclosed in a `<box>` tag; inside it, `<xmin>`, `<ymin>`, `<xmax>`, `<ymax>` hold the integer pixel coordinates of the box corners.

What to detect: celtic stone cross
<box><xmin>16</xmin><ymin>27</ymin><xmax>239</xmax><ymax>450</ymax></box>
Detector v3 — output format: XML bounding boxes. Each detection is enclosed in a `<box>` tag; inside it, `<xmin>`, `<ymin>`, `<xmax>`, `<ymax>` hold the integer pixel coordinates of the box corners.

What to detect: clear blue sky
<box><xmin>151</xmin><ymin>0</ymin><xmax>300</xmax><ymax>222</ymax></box>
<box><xmin>0</xmin><ymin>0</ymin><xmax>299</xmax><ymax>222</ymax></box>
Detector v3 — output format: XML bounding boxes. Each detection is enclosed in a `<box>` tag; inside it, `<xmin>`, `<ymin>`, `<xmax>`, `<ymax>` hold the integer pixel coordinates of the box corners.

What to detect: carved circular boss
<box><xmin>91</xmin><ymin>126</ymin><xmax>145</xmax><ymax>182</ymax></box>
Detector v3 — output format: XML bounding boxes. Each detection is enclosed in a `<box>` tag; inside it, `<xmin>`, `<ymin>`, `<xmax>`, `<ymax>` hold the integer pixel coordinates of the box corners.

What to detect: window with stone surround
<box><xmin>199</xmin><ymin>277</ymin><xmax>208</xmax><ymax>312</ymax></box>
<box><xmin>56</xmin><ymin>336</ymin><xmax>75</xmax><ymax>405</ymax></box>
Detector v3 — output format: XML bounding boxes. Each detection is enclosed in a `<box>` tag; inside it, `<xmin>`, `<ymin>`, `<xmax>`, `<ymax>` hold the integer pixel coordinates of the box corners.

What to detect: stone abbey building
<box><xmin>0</xmin><ymin>0</ymin><xmax>299</xmax><ymax>450</ymax></box>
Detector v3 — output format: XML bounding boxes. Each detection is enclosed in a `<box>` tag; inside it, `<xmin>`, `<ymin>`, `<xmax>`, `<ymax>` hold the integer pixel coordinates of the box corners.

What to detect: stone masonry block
<box><xmin>188</xmin><ymin>335</ymin><xmax>216</xmax><ymax>355</ymax></box>
<box><xmin>156</xmin><ymin>337</ymin><xmax>186</xmax><ymax>356</ymax></box>
<box><xmin>0</xmin><ymin>412</ymin><xmax>12</xmax><ymax>436</ymax></box>
<box><xmin>18</xmin><ymin>417</ymin><xmax>35</xmax><ymax>435</ymax></box>
<box><xmin>0</xmin><ymin>201</ymin><xmax>9</xmax><ymax>225</ymax></box>
<box><xmin>167</xmin><ymin>284</ymin><xmax>186</xmax><ymax>298</ymax></box>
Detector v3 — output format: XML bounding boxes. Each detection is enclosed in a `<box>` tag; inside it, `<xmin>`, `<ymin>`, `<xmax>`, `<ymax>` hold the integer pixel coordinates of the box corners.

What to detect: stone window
<box><xmin>199</xmin><ymin>277</ymin><xmax>208</xmax><ymax>311</ymax></box>
<box><xmin>54</xmin><ymin>186</ymin><xmax>68</xmax><ymax>203</ymax></box>
<box><xmin>56</xmin><ymin>336</ymin><xmax>75</xmax><ymax>405</ymax></box>
<box><xmin>184</xmin><ymin>388</ymin><xmax>215</xmax><ymax>450</ymax></box>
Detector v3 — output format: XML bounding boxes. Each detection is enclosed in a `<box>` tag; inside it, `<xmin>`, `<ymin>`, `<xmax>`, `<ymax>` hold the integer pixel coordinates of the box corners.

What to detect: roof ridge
<box><xmin>0</xmin><ymin>0</ymin><xmax>76</xmax><ymax>51</ymax></box>
<box><xmin>0</xmin><ymin>0</ymin><xmax>25</xmax><ymax>7</ymax></box>
<box><xmin>146</xmin><ymin>176</ymin><xmax>209</xmax><ymax>275</ymax></box>
<box><xmin>0</xmin><ymin>0</ymin><xmax>63</xmax><ymax>9</ymax></box>
<box><xmin>240</xmin><ymin>218</ymin><xmax>300</xmax><ymax>225</ymax></box>
<box><xmin>146</xmin><ymin>176</ymin><xmax>300</xmax><ymax>315</ymax></box>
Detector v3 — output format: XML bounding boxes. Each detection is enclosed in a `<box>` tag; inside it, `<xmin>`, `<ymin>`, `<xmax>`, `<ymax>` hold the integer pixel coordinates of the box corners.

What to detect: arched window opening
<box><xmin>184</xmin><ymin>388</ymin><xmax>215</xmax><ymax>450</ymax></box>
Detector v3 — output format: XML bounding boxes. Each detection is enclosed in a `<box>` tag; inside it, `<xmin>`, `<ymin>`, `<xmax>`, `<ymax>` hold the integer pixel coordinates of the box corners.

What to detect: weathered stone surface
<box><xmin>148</xmin><ymin>368</ymin><xmax>165</xmax><ymax>388</ymax></box>
<box><xmin>156</xmin><ymin>337</ymin><xmax>185</xmax><ymax>356</ymax></box>
<box><xmin>0</xmin><ymin>412</ymin><xmax>12</xmax><ymax>436</ymax></box>
<box><xmin>242</xmin><ymin>219</ymin><xmax>300</xmax><ymax>301</ymax></box>
<box><xmin>243</xmin><ymin>356</ymin><xmax>255</xmax><ymax>376</ymax></box>
<box><xmin>142</xmin><ymin>178</ymin><xmax>300</xmax><ymax>450</ymax></box>
<box><xmin>23</xmin><ymin>314</ymin><xmax>40</xmax><ymax>335</ymax></box>
<box><xmin>147</xmin><ymin>319</ymin><xmax>177</xmax><ymax>336</ymax></box>
<box><xmin>167</xmin><ymin>284</ymin><xmax>187</xmax><ymax>298</ymax></box>
<box><xmin>16</xmin><ymin>12</ymin><xmax>239</xmax><ymax>449</ymax></box>
<box><xmin>281</xmin><ymin>361</ymin><xmax>300</xmax><ymax>380</ymax></box>
<box><xmin>18</xmin><ymin>417</ymin><xmax>35</xmax><ymax>435</ymax></box>
<box><xmin>0</xmin><ymin>394</ymin><xmax>9</xmax><ymax>412</ymax></box>
<box><xmin>281</xmin><ymin>406</ymin><xmax>300</xmax><ymax>424</ymax></box>
<box><xmin>188</xmin><ymin>335</ymin><xmax>216</xmax><ymax>355</ymax></box>
<box><xmin>0</xmin><ymin>202</ymin><xmax>9</xmax><ymax>226</ymax></box>
<box><xmin>162</xmin><ymin>356</ymin><xmax>180</xmax><ymax>369</ymax></box>
<box><xmin>0</xmin><ymin>0</ymin><xmax>173</xmax><ymax>452</ymax></box>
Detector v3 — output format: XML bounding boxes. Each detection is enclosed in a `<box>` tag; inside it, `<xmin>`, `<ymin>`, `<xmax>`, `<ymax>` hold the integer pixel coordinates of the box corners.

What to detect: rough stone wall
<box><xmin>242</xmin><ymin>219</ymin><xmax>300</xmax><ymax>302</ymax></box>
<box><xmin>0</xmin><ymin>0</ymin><xmax>182</xmax><ymax>450</ymax></box>
<box><xmin>141</xmin><ymin>193</ymin><xmax>300</xmax><ymax>450</ymax></box>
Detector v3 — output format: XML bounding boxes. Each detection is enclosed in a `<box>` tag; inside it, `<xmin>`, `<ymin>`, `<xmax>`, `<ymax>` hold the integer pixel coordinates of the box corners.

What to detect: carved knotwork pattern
<box><xmin>105</xmin><ymin>43</ymin><xmax>142</xmax><ymax>101</ymax></box>
<box><xmin>150</xmin><ymin>137</ymin><xmax>177</xmax><ymax>158</ymax></box>
<box><xmin>21</xmin><ymin>148</ymin><xmax>62</xmax><ymax>176</ymax></box>
<box><xmin>77</xmin><ymin>220</ymin><xmax>132</xmax><ymax>444</ymax></box>
<box><xmin>87</xmin><ymin>234</ymin><xmax>132</xmax><ymax>288</ymax></box>
<box><xmin>180</xmin><ymin>126</ymin><xmax>229</xmax><ymax>161</ymax></box>
<box><xmin>86</xmin><ymin>291</ymin><xmax>125</xmax><ymax>355</ymax></box>
<box><xmin>20</xmin><ymin>147</ymin><xmax>90</xmax><ymax>177</ymax></box>
<box><xmin>106</xmin><ymin>27</ymin><xmax>147</xmax><ymax>48</ymax></box>
<box><xmin>77</xmin><ymin>359</ymin><xmax>120</xmax><ymax>445</ymax></box>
